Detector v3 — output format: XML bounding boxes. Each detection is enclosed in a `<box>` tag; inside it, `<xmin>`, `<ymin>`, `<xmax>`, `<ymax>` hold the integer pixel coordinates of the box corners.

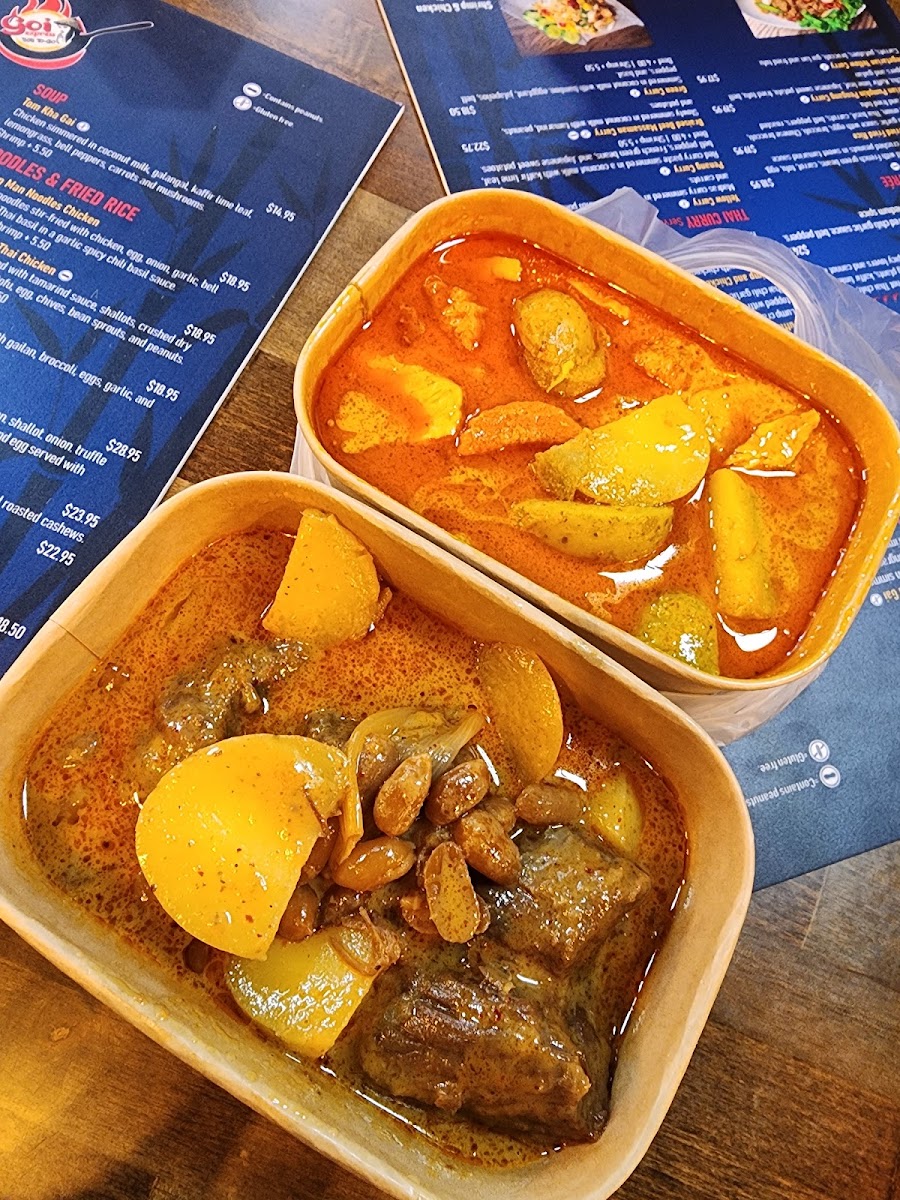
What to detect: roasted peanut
<box><xmin>452</xmin><ymin>810</ymin><xmax>521</xmax><ymax>886</ymax></box>
<box><xmin>412</xmin><ymin>822</ymin><xmax>451</xmax><ymax>889</ymax></box>
<box><xmin>374</xmin><ymin>753</ymin><xmax>432</xmax><ymax>836</ymax></box>
<box><xmin>516</xmin><ymin>781</ymin><xmax>583</xmax><ymax>827</ymax></box>
<box><xmin>424</xmin><ymin>759</ymin><xmax>490</xmax><ymax>825</ymax></box>
<box><xmin>329</xmin><ymin>911</ymin><xmax>401</xmax><ymax>976</ymax></box>
<box><xmin>479</xmin><ymin>794</ymin><xmax>516</xmax><ymax>833</ymax></box>
<box><xmin>422</xmin><ymin>841</ymin><xmax>481</xmax><ymax>943</ymax></box>
<box><xmin>182</xmin><ymin>938</ymin><xmax>211</xmax><ymax>975</ymax></box>
<box><xmin>299</xmin><ymin>819</ymin><xmax>339</xmax><ymax>884</ymax></box>
<box><xmin>319</xmin><ymin>885</ymin><xmax>365</xmax><ymax>926</ymax></box>
<box><xmin>277</xmin><ymin>883</ymin><xmax>319</xmax><ymax>942</ymax></box>
<box><xmin>399</xmin><ymin>888</ymin><xmax>440</xmax><ymax>937</ymax></box>
<box><xmin>357</xmin><ymin>733</ymin><xmax>401</xmax><ymax>800</ymax></box>
<box><xmin>331</xmin><ymin>836</ymin><xmax>415</xmax><ymax>892</ymax></box>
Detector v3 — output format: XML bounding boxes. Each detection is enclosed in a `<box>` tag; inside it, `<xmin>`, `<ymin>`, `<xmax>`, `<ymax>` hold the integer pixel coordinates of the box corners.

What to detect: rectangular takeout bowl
<box><xmin>0</xmin><ymin>472</ymin><xmax>753</xmax><ymax>1200</ymax></box>
<box><xmin>294</xmin><ymin>188</ymin><xmax>900</xmax><ymax>725</ymax></box>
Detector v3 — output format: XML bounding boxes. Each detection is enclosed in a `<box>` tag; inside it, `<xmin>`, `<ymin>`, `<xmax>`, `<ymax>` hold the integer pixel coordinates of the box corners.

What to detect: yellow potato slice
<box><xmin>511</xmin><ymin>499</ymin><xmax>673</xmax><ymax>563</ymax></box>
<box><xmin>726</xmin><ymin>410</ymin><xmax>820</xmax><ymax>472</ymax></box>
<box><xmin>335</xmin><ymin>390</ymin><xmax>408</xmax><ymax>454</ymax></box>
<box><xmin>368</xmin><ymin>354</ymin><xmax>463</xmax><ymax>440</ymax></box>
<box><xmin>488</xmin><ymin>256</ymin><xmax>522</xmax><ymax>281</ymax></box>
<box><xmin>471</xmin><ymin>255</ymin><xmax>522</xmax><ymax>282</ymax></box>
<box><xmin>588</xmin><ymin>769</ymin><xmax>643</xmax><ymax>857</ymax></box>
<box><xmin>569</xmin><ymin>277</ymin><xmax>631</xmax><ymax>321</ymax></box>
<box><xmin>533</xmin><ymin>394</ymin><xmax>709</xmax><ymax>506</ymax></box>
<box><xmin>136</xmin><ymin>735</ymin><xmax>349</xmax><ymax>958</ymax></box>
<box><xmin>477</xmin><ymin>643</ymin><xmax>563</xmax><ymax>784</ymax></box>
<box><xmin>226</xmin><ymin>923</ymin><xmax>393</xmax><ymax>1058</ymax></box>
<box><xmin>710</xmin><ymin>469</ymin><xmax>780</xmax><ymax>620</ymax></box>
<box><xmin>263</xmin><ymin>509</ymin><xmax>381</xmax><ymax>651</ymax></box>
<box><xmin>634</xmin><ymin>591</ymin><xmax>720</xmax><ymax>675</ymax></box>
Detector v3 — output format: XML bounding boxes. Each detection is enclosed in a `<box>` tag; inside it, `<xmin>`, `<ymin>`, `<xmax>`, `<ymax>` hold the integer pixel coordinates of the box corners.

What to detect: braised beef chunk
<box><xmin>135</xmin><ymin>639</ymin><xmax>304</xmax><ymax>788</ymax></box>
<box><xmin>158</xmin><ymin>639</ymin><xmax>303</xmax><ymax>749</ymax></box>
<box><xmin>302</xmin><ymin>708</ymin><xmax>358</xmax><ymax>746</ymax></box>
<box><xmin>360</xmin><ymin>971</ymin><xmax>597</xmax><ymax>1140</ymax></box>
<box><xmin>482</xmin><ymin>827</ymin><xmax>650</xmax><ymax>971</ymax></box>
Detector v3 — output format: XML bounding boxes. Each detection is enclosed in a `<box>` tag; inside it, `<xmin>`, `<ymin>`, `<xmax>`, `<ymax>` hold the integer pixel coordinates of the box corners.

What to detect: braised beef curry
<box><xmin>313</xmin><ymin>234</ymin><xmax>862</xmax><ymax>679</ymax></box>
<box><xmin>22</xmin><ymin>513</ymin><xmax>686</xmax><ymax>1162</ymax></box>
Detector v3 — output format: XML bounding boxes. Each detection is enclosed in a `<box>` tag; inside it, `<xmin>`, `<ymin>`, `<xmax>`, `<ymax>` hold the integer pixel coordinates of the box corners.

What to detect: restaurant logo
<box><xmin>0</xmin><ymin>0</ymin><xmax>152</xmax><ymax>70</ymax></box>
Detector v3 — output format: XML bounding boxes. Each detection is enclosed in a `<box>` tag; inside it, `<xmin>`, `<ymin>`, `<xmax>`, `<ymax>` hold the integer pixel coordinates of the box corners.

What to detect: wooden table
<box><xmin>2</xmin><ymin>3</ymin><xmax>899</xmax><ymax>1198</ymax></box>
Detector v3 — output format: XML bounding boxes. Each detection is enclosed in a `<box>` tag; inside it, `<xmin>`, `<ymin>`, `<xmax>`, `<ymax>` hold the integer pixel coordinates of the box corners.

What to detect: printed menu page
<box><xmin>379</xmin><ymin>0</ymin><xmax>900</xmax><ymax>316</ymax></box>
<box><xmin>724</xmin><ymin>532</ymin><xmax>900</xmax><ymax>887</ymax></box>
<box><xmin>0</xmin><ymin>0</ymin><xmax>401</xmax><ymax>673</ymax></box>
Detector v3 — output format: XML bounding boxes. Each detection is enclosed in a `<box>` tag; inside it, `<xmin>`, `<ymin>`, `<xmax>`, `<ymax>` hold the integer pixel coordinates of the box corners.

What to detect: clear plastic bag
<box><xmin>581</xmin><ymin>186</ymin><xmax>900</xmax><ymax>419</ymax></box>
<box><xmin>580</xmin><ymin>187</ymin><xmax>900</xmax><ymax>740</ymax></box>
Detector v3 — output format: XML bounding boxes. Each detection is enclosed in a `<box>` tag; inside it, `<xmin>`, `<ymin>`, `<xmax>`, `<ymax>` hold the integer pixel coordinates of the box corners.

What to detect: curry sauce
<box><xmin>22</xmin><ymin>528</ymin><xmax>686</xmax><ymax>1164</ymax></box>
<box><xmin>313</xmin><ymin>233</ymin><xmax>862</xmax><ymax>679</ymax></box>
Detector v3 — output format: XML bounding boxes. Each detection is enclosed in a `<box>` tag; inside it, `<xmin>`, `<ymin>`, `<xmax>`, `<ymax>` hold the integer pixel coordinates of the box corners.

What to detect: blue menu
<box><xmin>379</xmin><ymin>0</ymin><xmax>900</xmax><ymax>313</ymax></box>
<box><xmin>724</xmin><ymin>547</ymin><xmax>900</xmax><ymax>887</ymax></box>
<box><xmin>0</xmin><ymin>0</ymin><xmax>401</xmax><ymax>672</ymax></box>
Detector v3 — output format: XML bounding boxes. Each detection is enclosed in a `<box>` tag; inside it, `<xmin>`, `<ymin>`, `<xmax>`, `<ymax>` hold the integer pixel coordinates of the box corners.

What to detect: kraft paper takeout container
<box><xmin>293</xmin><ymin>189</ymin><xmax>900</xmax><ymax>743</ymax></box>
<box><xmin>0</xmin><ymin>472</ymin><xmax>753</xmax><ymax>1200</ymax></box>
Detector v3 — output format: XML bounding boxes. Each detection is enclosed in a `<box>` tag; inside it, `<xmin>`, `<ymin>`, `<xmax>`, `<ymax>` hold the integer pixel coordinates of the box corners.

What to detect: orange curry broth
<box><xmin>22</xmin><ymin>528</ymin><xmax>686</xmax><ymax>1164</ymax></box>
<box><xmin>313</xmin><ymin>233</ymin><xmax>862</xmax><ymax>680</ymax></box>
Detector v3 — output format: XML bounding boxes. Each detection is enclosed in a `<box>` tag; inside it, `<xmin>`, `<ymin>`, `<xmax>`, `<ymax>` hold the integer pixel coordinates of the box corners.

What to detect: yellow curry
<box><xmin>23</xmin><ymin>510</ymin><xmax>685</xmax><ymax>1163</ymax></box>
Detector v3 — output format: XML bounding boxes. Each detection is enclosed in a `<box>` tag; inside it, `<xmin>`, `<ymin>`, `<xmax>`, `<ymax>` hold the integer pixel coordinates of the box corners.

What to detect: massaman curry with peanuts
<box><xmin>22</xmin><ymin>508</ymin><xmax>686</xmax><ymax>1163</ymax></box>
<box><xmin>313</xmin><ymin>233</ymin><xmax>862</xmax><ymax>679</ymax></box>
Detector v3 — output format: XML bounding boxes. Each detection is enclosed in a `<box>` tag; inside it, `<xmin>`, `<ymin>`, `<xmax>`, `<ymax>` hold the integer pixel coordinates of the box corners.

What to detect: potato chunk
<box><xmin>136</xmin><ymin>735</ymin><xmax>348</xmax><ymax>958</ymax></box>
<box><xmin>335</xmin><ymin>390</ymin><xmax>408</xmax><ymax>454</ymax></box>
<box><xmin>226</xmin><ymin>917</ymin><xmax>399</xmax><ymax>1058</ymax></box>
<box><xmin>368</xmin><ymin>354</ymin><xmax>463</xmax><ymax>441</ymax></box>
<box><xmin>588</xmin><ymin>770</ymin><xmax>643</xmax><ymax>857</ymax></box>
<box><xmin>263</xmin><ymin>509</ymin><xmax>381</xmax><ymax>651</ymax></box>
<box><xmin>726</xmin><ymin>410</ymin><xmax>820</xmax><ymax>471</ymax></box>
<box><xmin>634</xmin><ymin>591</ymin><xmax>719</xmax><ymax>674</ymax></box>
<box><xmin>710</xmin><ymin>469</ymin><xmax>780</xmax><ymax>619</ymax></box>
<box><xmin>514</xmin><ymin>289</ymin><xmax>607</xmax><ymax>397</ymax></box>
<box><xmin>458</xmin><ymin>401</ymin><xmax>582</xmax><ymax>455</ymax></box>
<box><xmin>477</xmin><ymin>643</ymin><xmax>563</xmax><ymax>784</ymax></box>
<box><xmin>471</xmin><ymin>256</ymin><xmax>522</xmax><ymax>282</ymax></box>
<box><xmin>533</xmin><ymin>394</ymin><xmax>709</xmax><ymax>506</ymax></box>
<box><xmin>511</xmin><ymin>499</ymin><xmax>673</xmax><ymax>563</ymax></box>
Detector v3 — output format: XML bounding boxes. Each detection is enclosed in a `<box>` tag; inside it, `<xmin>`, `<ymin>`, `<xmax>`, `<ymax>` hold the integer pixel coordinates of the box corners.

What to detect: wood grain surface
<box><xmin>2</xmin><ymin>3</ymin><xmax>899</xmax><ymax>1199</ymax></box>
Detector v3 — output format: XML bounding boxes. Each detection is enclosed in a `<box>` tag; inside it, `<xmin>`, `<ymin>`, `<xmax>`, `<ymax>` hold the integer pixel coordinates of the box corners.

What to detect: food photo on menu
<box><xmin>1</xmin><ymin>2</ymin><xmax>899</xmax><ymax>1200</ymax></box>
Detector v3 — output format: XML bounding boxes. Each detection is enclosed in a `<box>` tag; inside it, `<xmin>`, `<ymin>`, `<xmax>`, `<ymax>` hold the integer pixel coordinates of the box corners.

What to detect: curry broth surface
<box><xmin>314</xmin><ymin>233</ymin><xmax>861</xmax><ymax>679</ymax></box>
<box><xmin>23</xmin><ymin>528</ymin><xmax>686</xmax><ymax>1164</ymax></box>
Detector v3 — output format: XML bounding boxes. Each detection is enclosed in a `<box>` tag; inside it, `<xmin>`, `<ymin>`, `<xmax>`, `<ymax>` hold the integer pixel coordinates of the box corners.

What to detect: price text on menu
<box><xmin>379</xmin><ymin>0</ymin><xmax>900</xmax><ymax>321</ymax></box>
<box><xmin>0</xmin><ymin>0</ymin><xmax>400</xmax><ymax>672</ymax></box>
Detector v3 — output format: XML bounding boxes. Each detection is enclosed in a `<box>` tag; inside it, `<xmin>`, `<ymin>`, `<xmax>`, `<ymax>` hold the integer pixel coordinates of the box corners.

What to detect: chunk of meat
<box><xmin>634</xmin><ymin>335</ymin><xmax>728</xmax><ymax>393</ymax></box>
<box><xmin>481</xmin><ymin>827</ymin><xmax>650</xmax><ymax>971</ymax></box>
<box><xmin>424</xmin><ymin>274</ymin><xmax>486</xmax><ymax>350</ymax></box>
<box><xmin>397</xmin><ymin>303</ymin><xmax>424</xmax><ymax>345</ymax></box>
<box><xmin>359</xmin><ymin>971</ymin><xmax>602</xmax><ymax>1141</ymax></box>
<box><xmin>303</xmin><ymin>708</ymin><xmax>358</xmax><ymax>747</ymax></box>
<box><xmin>135</xmin><ymin>639</ymin><xmax>303</xmax><ymax>788</ymax></box>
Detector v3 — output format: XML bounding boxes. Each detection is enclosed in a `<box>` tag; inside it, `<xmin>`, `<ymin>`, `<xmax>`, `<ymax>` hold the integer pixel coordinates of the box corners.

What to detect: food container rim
<box><xmin>293</xmin><ymin>187</ymin><xmax>900</xmax><ymax>696</ymax></box>
<box><xmin>0</xmin><ymin>470</ymin><xmax>754</xmax><ymax>1200</ymax></box>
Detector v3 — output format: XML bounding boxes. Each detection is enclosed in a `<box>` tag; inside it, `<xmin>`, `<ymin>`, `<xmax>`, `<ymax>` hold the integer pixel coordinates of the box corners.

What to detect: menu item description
<box><xmin>0</xmin><ymin>0</ymin><xmax>400</xmax><ymax>673</ymax></box>
<box><xmin>379</xmin><ymin>0</ymin><xmax>900</xmax><ymax>316</ymax></box>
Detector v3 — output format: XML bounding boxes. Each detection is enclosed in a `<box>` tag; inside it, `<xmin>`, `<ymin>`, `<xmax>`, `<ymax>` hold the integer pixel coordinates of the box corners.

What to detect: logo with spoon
<box><xmin>0</xmin><ymin>0</ymin><xmax>152</xmax><ymax>69</ymax></box>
